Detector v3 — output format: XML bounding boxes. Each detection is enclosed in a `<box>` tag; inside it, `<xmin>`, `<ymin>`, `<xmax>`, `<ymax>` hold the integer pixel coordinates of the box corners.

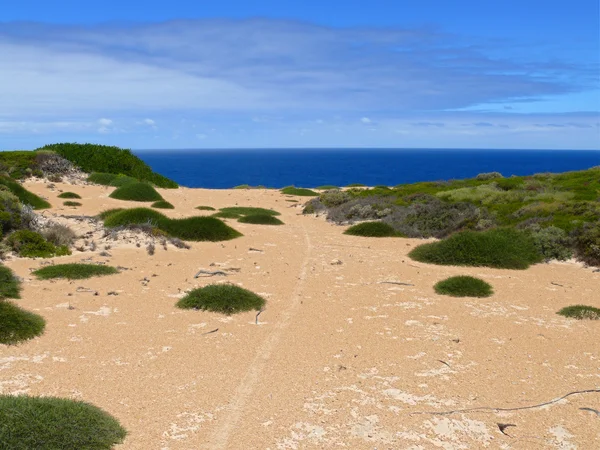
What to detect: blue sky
<box><xmin>1</xmin><ymin>0</ymin><xmax>599</xmax><ymax>150</ymax></box>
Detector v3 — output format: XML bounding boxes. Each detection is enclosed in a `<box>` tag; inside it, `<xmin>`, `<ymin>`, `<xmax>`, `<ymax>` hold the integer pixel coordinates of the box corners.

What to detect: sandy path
<box><xmin>0</xmin><ymin>181</ymin><xmax>598</xmax><ymax>449</ymax></box>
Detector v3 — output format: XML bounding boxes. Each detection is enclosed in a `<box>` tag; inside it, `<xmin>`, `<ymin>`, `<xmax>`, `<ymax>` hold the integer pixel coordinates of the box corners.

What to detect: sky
<box><xmin>1</xmin><ymin>0</ymin><xmax>599</xmax><ymax>150</ymax></box>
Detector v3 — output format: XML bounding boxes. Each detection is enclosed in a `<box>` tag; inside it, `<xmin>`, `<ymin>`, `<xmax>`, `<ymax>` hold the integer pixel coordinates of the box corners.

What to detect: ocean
<box><xmin>134</xmin><ymin>149</ymin><xmax>600</xmax><ymax>189</ymax></box>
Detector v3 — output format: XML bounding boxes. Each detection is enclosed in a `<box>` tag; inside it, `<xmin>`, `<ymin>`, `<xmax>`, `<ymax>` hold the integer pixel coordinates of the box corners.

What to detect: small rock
<box><xmin>331</xmin><ymin>259</ymin><xmax>343</xmax><ymax>265</ymax></box>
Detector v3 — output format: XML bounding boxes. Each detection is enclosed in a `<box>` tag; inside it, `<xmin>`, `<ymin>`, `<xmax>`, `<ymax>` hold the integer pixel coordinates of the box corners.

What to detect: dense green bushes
<box><xmin>38</xmin><ymin>143</ymin><xmax>177</xmax><ymax>188</ymax></box>
<box><xmin>557</xmin><ymin>305</ymin><xmax>600</xmax><ymax>320</ymax></box>
<box><xmin>409</xmin><ymin>228</ymin><xmax>543</xmax><ymax>269</ymax></box>
<box><xmin>344</xmin><ymin>221</ymin><xmax>399</xmax><ymax>237</ymax></box>
<box><xmin>109</xmin><ymin>182</ymin><xmax>163</xmax><ymax>202</ymax></box>
<box><xmin>151</xmin><ymin>200</ymin><xmax>174</xmax><ymax>209</ymax></box>
<box><xmin>6</xmin><ymin>230</ymin><xmax>70</xmax><ymax>258</ymax></box>
<box><xmin>87</xmin><ymin>172</ymin><xmax>119</xmax><ymax>185</ymax></box>
<box><xmin>238</xmin><ymin>214</ymin><xmax>284</xmax><ymax>225</ymax></box>
<box><xmin>434</xmin><ymin>276</ymin><xmax>493</xmax><ymax>297</ymax></box>
<box><xmin>0</xmin><ymin>395</ymin><xmax>126</xmax><ymax>448</ymax></box>
<box><xmin>281</xmin><ymin>187</ymin><xmax>319</xmax><ymax>196</ymax></box>
<box><xmin>0</xmin><ymin>302</ymin><xmax>46</xmax><ymax>345</ymax></box>
<box><xmin>57</xmin><ymin>192</ymin><xmax>81</xmax><ymax>199</ymax></box>
<box><xmin>177</xmin><ymin>284</ymin><xmax>266</xmax><ymax>315</ymax></box>
<box><xmin>0</xmin><ymin>265</ymin><xmax>21</xmax><ymax>300</ymax></box>
<box><xmin>0</xmin><ymin>176</ymin><xmax>50</xmax><ymax>209</ymax></box>
<box><xmin>33</xmin><ymin>264</ymin><xmax>119</xmax><ymax>280</ymax></box>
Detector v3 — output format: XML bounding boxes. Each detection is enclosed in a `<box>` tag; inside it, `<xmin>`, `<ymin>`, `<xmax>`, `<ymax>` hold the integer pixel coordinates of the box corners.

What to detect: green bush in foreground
<box><xmin>57</xmin><ymin>192</ymin><xmax>81</xmax><ymax>199</ymax></box>
<box><xmin>409</xmin><ymin>228</ymin><xmax>543</xmax><ymax>270</ymax></box>
<box><xmin>434</xmin><ymin>276</ymin><xmax>493</xmax><ymax>297</ymax></box>
<box><xmin>196</xmin><ymin>206</ymin><xmax>216</xmax><ymax>211</ymax></box>
<box><xmin>0</xmin><ymin>265</ymin><xmax>21</xmax><ymax>300</ymax></box>
<box><xmin>220</xmin><ymin>206</ymin><xmax>280</xmax><ymax>216</ymax></box>
<box><xmin>6</xmin><ymin>230</ymin><xmax>71</xmax><ymax>258</ymax></box>
<box><xmin>151</xmin><ymin>200</ymin><xmax>174</xmax><ymax>209</ymax></box>
<box><xmin>103</xmin><ymin>208</ymin><xmax>242</xmax><ymax>241</ymax></box>
<box><xmin>212</xmin><ymin>211</ymin><xmax>242</xmax><ymax>219</ymax></box>
<box><xmin>109</xmin><ymin>175</ymin><xmax>138</xmax><ymax>187</ymax></box>
<box><xmin>281</xmin><ymin>187</ymin><xmax>319</xmax><ymax>196</ymax></box>
<box><xmin>109</xmin><ymin>182</ymin><xmax>163</xmax><ymax>202</ymax></box>
<box><xmin>177</xmin><ymin>284</ymin><xmax>266</xmax><ymax>315</ymax></box>
<box><xmin>0</xmin><ymin>302</ymin><xmax>45</xmax><ymax>345</ymax></box>
<box><xmin>0</xmin><ymin>176</ymin><xmax>50</xmax><ymax>209</ymax></box>
<box><xmin>238</xmin><ymin>214</ymin><xmax>284</xmax><ymax>225</ymax></box>
<box><xmin>344</xmin><ymin>221</ymin><xmax>400</xmax><ymax>237</ymax></box>
<box><xmin>557</xmin><ymin>305</ymin><xmax>600</xmax><ymax>320</ymax></box>
<box><xmin>0</xmin><ymin>395</ymin><xmax>126</xmax><ymax>448</ymax></box>
<box><xmin>33</xmin><ymin>264</ymin><xmax>119</xmax><ymax>280</ymax></box>
<box><xmin>63</xmin><ymin>201</ymin><xmax>81</xmax><ymax>207</ymax></box>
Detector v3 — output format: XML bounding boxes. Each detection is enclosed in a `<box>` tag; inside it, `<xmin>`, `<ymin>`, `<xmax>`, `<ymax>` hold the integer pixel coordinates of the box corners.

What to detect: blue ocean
<box><xmin>134</xmin><ymin>149</ymin><xmax>600</xmax><ymax>189</ymax></box>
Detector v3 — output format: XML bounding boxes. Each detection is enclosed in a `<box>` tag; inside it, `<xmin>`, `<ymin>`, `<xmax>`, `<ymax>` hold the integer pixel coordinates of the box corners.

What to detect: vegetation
<box><xmin>571</xmin><ymin>222</ymin><xmax>600</xmax><ymax>266</ymax></box>
<box><xmin>211</xmin><ymin>211</ymin><xmax>242</xmax><ymax>219</ymax></box>
<box><xmin>0</xmin><ymin>176</ymin><xmax>50</xmax><ymax>209</ymax></box>
<box><xmin>151</xmin><ymin>200</ymin><xmax>174</xmax><ymax>209</ymax></box>
<box><xmin>41</xmin><ymin>224</ymin><xmax>77</xmax><ymax>247</ymax></box>
<box><xmin>220</xmin><ymin>206</ymin><xmax>280</xmax><ymax>216</ymax></box>
<box><xmin>57</xmin><ymin>191</ymin><xmax>81</xmax><ymax>199</ymax></box>
<box><xmin>557</xmin><ymin>305</ymin><xmax>600</xmax><ymax>320</ymax></box>
<box><xmin>102</xmin><ymin>208</ymin><xmax>242</xmax><ymax>241</ymax></box>
<box><xmin>0</xmin><ymin>151</ymin><xmax>40</xmax><ymax>179</ymax></box>
<box><xmin>109</xmin><ymin>174</ymin><xmax>138</xmax><ymax>187</ymax></box>
<box><xmin>0</xmin><ymin>395</ymin><xmax>126</xmax><ymax>448</ymax></box>
<box><xmin>344</xmin><ymin>221</ymin><xmax>400</xmax><ymax>237</ymax></box>
<box><xmin>281</xmin><ymin>186</ymin><xmax>319</xmax><ymax>196</ymax></box>
<box><xmin>346</xmin><ymin>183</ymin><xmax>367</xmax><ymax>187</ymax></box>
<box><xmin>315</xmin><ymin>185</ymin><xmax>339</xmax><ymax>190</ymax></box>
<box><xmin>33</xmin><ymin>264</ymin><xmax>119</xmax><ymax>280</ymax></box>
<box><xmin>0</xmin><ymin>265</ymin><xmax>21</xmax><ymax>300</ymax></box>
<box><xmin>434</xmin><ymin>276</ymin><xmax>493</xmax><ymax>297</ymax></box>
<box><xmin>38</xmin><ymin>143</ymin><xmax>177</xmax><ymax>188</ymax></box>
<box><xmin>196</xmin><ymin>206</ymin><xmax>216</xmax><ymax>211</ymax></box>
<box><xmin>177</xmin><ymin>284</ymin><xmax>266</xmax><ymax>315</ymax></box>
<box><xmin>238</xmin><ymin>214</ymin><xmax>284</xmax><ymax>225</ymax></box>
<box><xmin>109</xmin><ymin>182</ymin><xmax>163</xmax><ymax>202</ymax></box>
<box><xmin>409</xmin><ymin>228</ymin><xmax>543</xmax><ymax>269</ymax></box>
<box><xmin>528</xmin><ymin>225</ymin><xmax>573</xmax><ymax>261</ymax></box>
<box><xmin>6</xmin><ymin>230</ymin><xmax>71</xmax><ymax>258</ymax></box>
<box><xmin>0</xmin><ymin>302</ymin><xmax>45</xmax><ymax>345</ymax></box>
<box><xmin>63</xmin><ymin>201</ymin><xmax>81</xmax><ymax>207</ymax></box>
<box><xmin>87</xmin><ymin>172</ymin><xmax>119</xmax><ymax>185</ymax></box>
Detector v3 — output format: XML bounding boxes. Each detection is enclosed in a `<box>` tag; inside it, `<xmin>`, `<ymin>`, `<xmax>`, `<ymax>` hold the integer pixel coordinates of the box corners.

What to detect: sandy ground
<box><xmin>1</xmin><ymin>180</ymin><xmax>599</xmax><ymax>449</ymax></box>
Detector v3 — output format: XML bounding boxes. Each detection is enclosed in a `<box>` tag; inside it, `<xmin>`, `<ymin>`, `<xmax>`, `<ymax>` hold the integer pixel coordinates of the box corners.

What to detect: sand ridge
<box><xmin>1</xmin><ymin>180</ymin><xmax>598</xmax><ymax>449</ymax></box>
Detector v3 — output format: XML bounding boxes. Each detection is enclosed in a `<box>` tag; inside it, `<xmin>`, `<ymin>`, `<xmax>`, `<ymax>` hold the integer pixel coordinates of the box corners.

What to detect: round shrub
<box><xmin>41</xmin><ymin>223</ymin><xmax>76</xmax><ymax>247</ymax></box>
<box><xmin>528</xmin><ymin>225</ymin><xmax>573</xmax><ymax>261</ymax></box>
<box><xmin>434</xmin><ymin>276</ymin><xmax>493</xmax><ymax>297</ymax></box>
<box><xmin>0</xmin><ymin>395</ymin><xmax>126</xmax><ymax>448</ymax></box>
<box><xmin>0</xmin><ymin>302</ymin><xmax>45</xmax><ymax>345</ymax></box>
<box><xmin>557</xmin><ymin>305</ymin><xmax>600</xmax><ymax>320</ymax></box>
<box><xmin>408</xmin><ymin>228</ymin><xmax>543</xmax><ymax>270</ymax></box>
<box><xmin>33</xmin><ymin>264</ymin><xmax>119</xmax><ymax>280</ymax></box>
<box><xmin>151</xmin><ymin>200</ymin><xmax>175</xmax><ymax>209</ymax></box>
<box><xmin>57</xmin><ymin>192</ymin><xmax>81</xmax><ymax>199</ymax></box>
<box><xmin>63</xmin><ymin>201</ymin><xmax>81</xmax><ymax>207</ymax></box>
<box><xmin>177</xmin><ymin>284</ymin><xmax>266</xmax><ymax>315</ymax></box>
<box><xmin>6</xmin><ymin>230</ymin><xmax>71</xmax><ymax>258</ymax></box>
<box><xmin>220</xmin><ymin>207</ymin><xmax>280</xmax><ymax>216</ymax></box>
<box><xmin>196</xmin><ymin>206</ymin><xmax>216</xmax><ymax>211</ymax></box>
<box><xmin>109</xmin><ymin>182</ymin><xmax>163</xmax><ymax>202</ymax></box>
<box><xmin>0</xmin><ymin>265</ymin><xmax>21</xmax><ymax>300</ymax></box>
<box><xmin>344</xmin><ymin>221</ymin><xmax>399</xmax><ymax>237</ymax></box>
<box><xmin>109</xmin><ymin>175</ymin><xmax>138</xmax><ymax>187</ymax></box>
<box><xmin>571</xmin><ymin>222</ymin><xmax>600</xmax><ymax>267</ymax></box>
<box><xmin>238</xmin><ymin>214</ymin><xmax>284</xmax><ymax>225</ymax></box>
<box><xmin>87</xmin><ymin>172</ymin><xmax>118</xmax><ymax>185</ymax></box>
<box><xmin>281</xmin><ymin>187</ymin><xmax>319</xmax><ymax>196</ymax></box>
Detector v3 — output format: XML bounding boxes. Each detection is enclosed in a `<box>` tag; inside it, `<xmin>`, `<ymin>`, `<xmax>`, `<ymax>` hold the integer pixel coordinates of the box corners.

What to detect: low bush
<box><xmin>0</xmin><ymin>265</ymin><xmax>21</xmax><ymax>300</ymax></box>
<box><xmin>0</xmin><ymin>395</ymin><xmax>126</xmax><ymax>448</ymax></box>
<box><xmin>87</xmin><ymin>172</ymin><xmax>118</xmax><ymax>185</ymax></box>
<box><xmin>0</xmin><ymin>176</ymin><xmax>50</xmax><ymax>209</ymax></box>
<box><xmin>6</xmin><ymin>230</ymin><xmax>71</xmax><ymax>258</ymax></box>
<box><xmin>220</xmin><ymin>207</ymin><xmax>280</xmax><ymax>216</ymax></box>
<box><xmin>57</xmin><ymin>192</ymin><xmax>81</xmax><ymax>199</ymax></box>
<box><xmin>212</xmin><ymin>211</ymin><xmax>242</xmax><ymax>219</ymax></box>
<box><xmin>151</xmin><ymin>200</ymin><xmax>174</xmax><ymax>209</ymax></box>
<box><xmin>177</xmin><ymin>284</ymin><xmax>266</xmax><ymax>315</ymax></box>
<box><xmin>557</xmin><ymin>305</ymin><xmax>600</xmax><ymax>320</ymax></box>
<box><xmin>238</xmin><ymin>214</ymin><xmax>284</xmax><ymax>225</ymax></box>
<box><xmin>109</xmin><ymin>182</ymin><xmax>163</xmax><ymax>202</ymax></box>
<box><xmin>109</xmin><ymin>175</ymin><xmax>138</xmax><ymax>187</ymax></box>
<box><xmin>63</xmin><ymin>201</ymin><xmax>81</xmax><ymax>207</ymax></box>
<box><xmin>0</xmin><ymin>189</ymin><xmax>22</xmax><ymax>233</ymax></box>
<box><xmin>315</xmin><ymin>185</ymin><xmax>339</xmax><ymax>190</ymax></box>
<box><xmin>33</xmin><ymin>264</ymin><xmax>119</xmax><ymax>280</ymax></box>
<box><xmin>528</xmin><ymin>225</ymin><xmax>573</xmax><ymax>261</ymax></box>
<box><xmin>41</xmin><ymin>223</ymin><xmax>76</xmax><ymax>247</ymax></box>
<box><xmin>571</xmin><ymin>222</ymin><xmax>600</xmax><ymax>267</ymax></box>
<box><xmin>434</xmin><ymin>276</ymin><xmax>493</xmax><ymax>297</ymax></box>
<box><xmin>326</xmin><ymin>196</ymin><xmax>394</xmax><ymax>223</ymax></box>
<box><xmin>0</xmin><ymin>302</ymin><xmax>45</xmax><ymax>345</ymax></box>
<box><xmin>320</xmin><ymin>190</ymin><xmax>352</xmax><ymax>207</ymax></box>
<box><xmin>475</xmin><ymin>172</ymin><xmax>503</xmax><ymax>180</ymax></box>
<box><xmin>344</xmin><ymin>221</ymin><xmax>399</xmax><ymax>237</ymax></box>
<box><xmin>409</xmin><ymin>228</ymin><xmax>543</xmax><ymax>269</ymax></box>
<box><xmin>281</xmin><ymin>187</ymin><xmax>319</xmax><ymax>196</ymax></box>
<box><xmin>196</xmin><ymin>206</ymin><xmax>216</xmax><ymax>211</ymax></box>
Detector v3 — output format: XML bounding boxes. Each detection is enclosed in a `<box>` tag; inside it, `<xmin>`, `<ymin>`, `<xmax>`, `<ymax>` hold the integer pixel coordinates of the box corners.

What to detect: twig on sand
<box><xmin>249</xmin><ymin>247</ymin><xmax>264</xmax><ymax>252</ymax></box>
<box><xmin>255</xmin><ymin>309</ymin><xmax>264</xmax><ymax>324</ymax></box>
<box><xmin>437</xmin><ymin>360</ymin><xmax>451</xmax><ymax>368</ymax></box>
<box><xmin>579</xmin><ymin>407</ymin><xmax>600</xmax><ymax>417</ymax></box>
<box><xmin>202</xmin><ymin>328</ymin><xmax>219</xmax><ymax>335</ymax></box>
<box><xmin>379</xmin><ymin>281</ymin><xmax>415</xmax><ymax>286</ymax></box>
<box><xmin>550</xmin><ymin>281</ymin><xmax>564</xmax><ymax>287</ymax></box>
<box><xmin>194</xmin><ymin>270</ymin><xmax>228</xmax><ymax>278</ymax></box>
<box><xmin>411</xmin><ymin>389</ymin><xmax>600</xmax><ymax>416</ymax></box>
<box><xmin>497</xmin><ymin>423</ymin><xmax>516</xmax><ymax>435</ymax></box>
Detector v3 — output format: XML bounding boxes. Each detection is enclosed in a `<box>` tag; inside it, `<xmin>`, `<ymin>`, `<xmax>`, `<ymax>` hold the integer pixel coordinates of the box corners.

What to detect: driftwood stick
<box><xmin>550</xmin><ymin>281</ymin><xmax>564</xmax><ymax>287</ymax></box>
<box><xmin>194</xmin><ymin>270</ymin><xmax>228</xmax><ymax>278</ymax></box>
<box><xmin>255</xmin><ymin>309</ymin><xmax>264</xmax><ymax>324</ymax></box>
<box><xmin>202</xmin><ymin>328</ymin><xmax>219</xmax><ymax>335</ymax></box>
<box><xmin>580</xmin><ymin>407</ymin><xmax>600</xmax><ymax>417</ymax></box>
<box><xmin>379</xmin><ymin>281</ymin><xmax>415</xmax><ymax>286</ymax></box>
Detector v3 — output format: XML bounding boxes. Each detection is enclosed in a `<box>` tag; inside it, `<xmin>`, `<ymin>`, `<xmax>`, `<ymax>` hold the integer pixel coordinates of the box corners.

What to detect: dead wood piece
<box><xmin>249</xmin><ymin>247</ymin><xmax>263</xmax><ymax>252</ymax></box>
<box><xmin>379</xmin><ymin>281</ymin><xmax>415</xmax><ymax>286</ymax></box>
<box><xmin>437</xmin><ymin>360</ymin><xmax>451</xmax><ymax>368</ymax></box>
<box><xmin>579</xmin><ymin>407</ymin><xmax>600</xmax><ymax>417</ymax></box>
<box><xmin>202</xmin><ymin>328</ymin><xmax>219</xmax><ymax>335</ymax></box>
<box><xmin>550</xmin><ymin>281</ymin><xmax>564</xmax><ymax>287</ymax></box>
<box><xmin>255</xmin><ymin>309</ymin><xmax>264</xmax><ymax>324</ymax></box>
<box><xmin>194</xmin><ymin>270</ymin><xmax>228</xmax><ymax>278</ymax></box>
<box><xmin>224</xmin><ymin>267</ymin><xmax>241</xmax><ymax>272</ymax></box>
<box><xmin>497</xmin><ymin>423</ymin><xmax>516</xmax><ymax>435</ymax></box>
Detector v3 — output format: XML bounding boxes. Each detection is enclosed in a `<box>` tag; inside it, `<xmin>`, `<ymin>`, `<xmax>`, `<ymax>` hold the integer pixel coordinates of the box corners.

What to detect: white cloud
<box><xmin>196</xmin><ymin>133</ymin><xmax>207</xmax><ymax>140</ymax></box>
<box><xmin>361</xmin><ymin>117</ymin><xmax>372</xmax><ymax>124</ymax></box>
<box><xmin>143</xmin><ymin>118</ymin><xmax>155</xmax><ymax>125</ymax></box>
<box><xmin>98</xmin><ymin>118</ymin><xmax>113</xmax><ymax>126</ymax></box>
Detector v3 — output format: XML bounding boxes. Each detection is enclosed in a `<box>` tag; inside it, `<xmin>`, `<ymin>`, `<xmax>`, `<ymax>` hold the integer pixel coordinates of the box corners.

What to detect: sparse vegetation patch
<box><xmin>434</xmin><ymin>276</ymin><xmax>493</xmax><ymax>297</ymax></box>
<box><xmin>57</xmin><ymin>192</ymin><xmax>81</xmax><ymax>199</ymax></box>
<box><xmin>0</xmin><ymin>302</ymin><xmax>45</xmax><ymax>345</ymax></box>
<box><xmin>177</xmin><ymin>284</ymin><xmax>266</xmax><ymax>315</ymax></box>
<box><xmin>557</xmin><ymin>305</ymin><xmax>600</xmax><ymax>320</ymax></box>
<box><xmin>63</xmin><ymin>201</ymin><xmax>81</xmax><ymax>207</ymax></box>
<box><xmin>33</xmin><ymin>264</ymin><xmax>119</xmax><ymax>280</ymax></box>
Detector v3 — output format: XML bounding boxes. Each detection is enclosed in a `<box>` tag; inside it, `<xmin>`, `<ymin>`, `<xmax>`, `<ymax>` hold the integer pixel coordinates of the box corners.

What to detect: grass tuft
<box><xmin>57</xmin><ymin>192</ymin><xmax>81</xmax><ymax>199</ymax></box>
<box><xmin>238</xmin><ymin>214</ymin><xmax>284</xmax><ymax>225</ymax></box>
<box><xmin>281</xmin><ymin>187</ymin><xmax>319</xmax><ymax>196</ymax></box>
<box><xmin>109</xmin><ymin>182</ymin><xmax>163</xmax><ymax>202</ymax></box>
<box><xmin>220</xmin><ymin>206</ymin><xmax>280</xmax><ymax>216</ymax></box>
<box><xmin>0</xmin><ymin>265</ymin><xmax>21</xmax><ymax>300</ymax></box>
<box><xmin>0</xmin><ymin>395</ymin><xmax>126</xmax><ymax>448</ymax></box>
<box><xmin>63</xmin><ymin>201</ymin><xmax>81</xmax><ymax>207</ymax></box>
<box><xmin>33</xmin><ymin>264</ymin><xmax>119</xmax><ymax>280</ymax></box>
<box><xmin>151</xmin><ymin>200</ymin><xmax>175</xmax><ymax>209</ymax></box>
<box><xmin>344</xmin><ymin>221</ymin><xmax>400</xmax><ymax>237</ymax></box>
<box><xmin>434</xmin><ymin>276</ymin><xmax>493</xmax><ymax>297</ymax></box>
<box><xmin>196</xmin><ymin>206</ymin><xmax>216</xmax><ymax>211</ymax></box>
<box><xmin>557</xmin><ymin>305</ymin><xmax>600</xmax><ymax>320</ymax></box>
<box><xmin>0</xmin><ymin>302</ymin><xmax>45</xmax><ymax>345</ymax></box>
<box><xmin>176</xmin><ymin>284</ymin><xmax>266</xmax><ymax>315</ymax></box>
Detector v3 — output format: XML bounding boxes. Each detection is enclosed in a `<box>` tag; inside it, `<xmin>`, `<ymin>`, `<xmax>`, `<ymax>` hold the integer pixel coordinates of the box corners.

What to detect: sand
<box><xmin>1</xmin><ymin>180</ymin><xmax>599</xmax><ymax>449</ymax></box>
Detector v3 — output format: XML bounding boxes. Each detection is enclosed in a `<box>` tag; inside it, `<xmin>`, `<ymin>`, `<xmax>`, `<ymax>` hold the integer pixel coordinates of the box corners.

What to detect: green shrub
<box><xmin>0</xmin><ymin>189</ymin><xmax>22</xmax><ymax>233</ymax></box>
<box><xmin>528</xmin><ymin>225</ymin><xmax>573</xmax><ymax>261</ymax></box>
<box><xmin>238</xmin><ymin>214</ymin><xmax>284</xmax><ymax>225</ymax></box>
<box><xmin>109</xmin><ymin>182</ymin><xmax>163</xmax><ymax>202</ymax></box>
<box><xmin>151</xmin><ymin>200</ymin><xmax>174</xmax><ymax>209</ymax></box>
<box><xmin>0</xmin><ymin>176</ymin><xmax>50</xmax><ymax>209</ymax></box>
<box><xmin>33</xmin><ymin>264</ymin><xmax>119</xmax><ymax>280</ymax></box>
<box><xmin>281</xmin><ymin>187</ymin><xmax>319</xmax><ymax>196</ymax></box>
<box><xmin>571</xmin><ymin>222</ymin><xmax>600</xmax><ymax>267</ymax></box>
<box><xmin>63</xmin><ymin>201</ymin><xmax>81</xmax><ymax>207</ymax></box>
<box><xmin>176</xmin><ymin>284</ymin><xmax>266</xmax><ymax>315</ymax></box>
<box><xmin>38</xmin><ymin>143</ymin><xmax>177</xmax><ymax>188</ymax></box>
<box><xmin>97</xmin><ymin>208</ymin><xmax>124</xmax><ymax>220</ymax></box>
<box><xmin>434</xmin><ymin>276</ymin><xmax>493</xmax><ymax>297</ymax></box>
<box><xmin>0</xmin><ymin>265</ymin><xmax>21</xmax><ymax>300</ymax></box>
<box><xmin>476</xmin><ymin>172</ymin><xmax>503</xmax><ymax>180</ymax></box>
<box><xmin>409</xmin><ymin>228</ymin><xmax>543</xmax><ymax>269</ymax></box>
<box><xmin>557</xmin><ymin>305</ymin><xmax>600</xmax><ymax>320</ymax></box>
<box><xmin>220</xmin><ymin>207</ymin><xmax>280</xmax><ymax>216</ymax></box>
<box><xmin>57</xmin><ymin>191</ymin><xmax>81</xmax><ymax>199</ymax></box>
<box><xmin>0</xmin><ymin>302</ymin><xmax>45</xmax><ymax>345</ymax></box>
<box><xmin>346</xmin><ymin>183</ymin><xmax>366</xmax><ymax>187</ymax></box>
<box><xmin>109</xmin><ymin>175</ymin><xmax>138</xmax><ymax>187</ymax></box>
<box><xmin>211</xmin><ymin>211</ymin><xmax>242</xmax><ymax>219</ymax></box>
<box><xmin>87</xmin><ymin>172</ymin><xmax>118</xmax><ymax>185</ymax></box>
<box><xmin>0</xmin><ymin>151</ymin><xmax>38</xmax><ymax>179</ymax></box>
<box><xmin>320</xmin><ymin>190</ymin><xmax>352</xmax><ymax>207</ymax></box>
<box><xmin>6</xmin><ymin>230</ymin><xmax>71</xmax><ymax>258</ymax></box>
<box><xmin>196</xmin><ymin>206</ymin><xmax>216</xmax><ymax>211</ymax></box>
<box><xmin>103</xmin><ymin>208</ymin><xmax>242</xmax><ymax>241</ymax></box>
<box><xmin>315</xmin><ymin>185</ymin><xmax>339</xmax><ymax>190</ymax></box>
<box><xmin>344</xmin><ymin>221</ymin><xmax>400</xmax><ymax>237</ymax></box>
<box><xmin>0</xmin><ymin>395</ymin><xmax>126</xmax><ymax>448</ymax></box>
